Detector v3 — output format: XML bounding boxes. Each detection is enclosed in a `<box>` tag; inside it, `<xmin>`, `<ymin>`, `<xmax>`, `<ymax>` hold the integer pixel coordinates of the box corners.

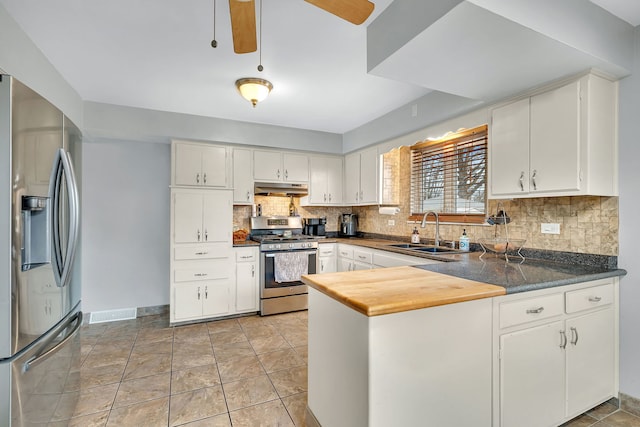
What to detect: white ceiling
<box><xmin>1</xmin><ymin>0</ymin><xmax>638</xmax><ymax>135</ymax></box>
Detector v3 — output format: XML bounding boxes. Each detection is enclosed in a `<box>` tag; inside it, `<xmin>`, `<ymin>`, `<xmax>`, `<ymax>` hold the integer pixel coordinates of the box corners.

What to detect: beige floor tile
<box><xmin>53</xmin><ymin>410</ymin><xmax>109</xmax><ymax>427</ymax></box>
<box><xmin>80</xmin><ymin>362</ymin><xmax>126</xmax><ymax>389</ymax></box>
<box><xmin>222</xmin><ymin>374</ymin><xmax>279</xmax><ymax>411</ymax></box>
<box><xmin>123</xmin><ymin>352</ymin><xmax>172</xmax><ymax>381</ymax></box>
<box><xmin>242</xmin><ymin>324</ymin><xmax>279</xmax><ymax>340</ymax></box>
<box><xmin>171</xmin><ymin>364</ymin><xmax>221</xmax><ymax>394</ymax></box>
<box><xmin>293</xmin><ymin>345</ymin><xmax>308</xmax><ymax>364</ymax></box>
<box><xmin>258</xmin><ymin>348</ymin><xmax>305</xmax><ymax>373</ymax></box>
<box><xmin>589</xmin><ymin>402</ymin><xmax>621</xmax><ymax>420</ymax></box>
<box><xmin>173</xmin><ymin>323</ymin><xmax>210</xmax><ymax>342</ymax></box>
<box><xmin>132</xmin><ymin>340</ymin><xmax>173</xmax><ymax>355</ymax></box>
<box><xmin>237</xmin><ymin>315</ymin><xmax>270</xmax><ymax>328</ymax></box>
<box><xmin>72</xmin><ymin>382</ymin><xmax>119</xmax><ymax>417</ymax></box>
<box><xmin>179</xmin><ymin>413</ymin><xmax>232</xmax><ymax>426</ymax></box>
<box><xmin>135</xmin><ymin>327</ymin><xmax>174</xmax><ymax>345</ymax></box>
<box><xmin>600</xmin><ymin>410</ymin><xmax>640</xmax><ymax>426</ymax></box>
<box><xmin>281</xmin><ymin>331</ymin><xmax>308</xmax><ymax>347</ymax></box>
<box><xmin>207</xmin><ymin>318</ymin><xmax>242</xmax><ymax>334</ymax></box>
<box><xmin>171</xmin><ymin>349</ymin><xmax>215</xmax><ymax>371</ymax></box>
<box><xmin>113</xmin><ymin>372</ymin><xmax>171</xmax><ymax>408</ymax></box>
<box><xmin>269</xmin><ymin>366</ymin><xmax>308</xmax><ymax>398</ymax></box>
<box><xmin>213</xmin><ymin>341</ymin><xmax>256</xmax><ymax>361</ymax></box>
<box><xmin>250</xmin><ymin>334</ymin><xmax>292</xmax><ymax>354</ymax></box>
<box><xmin>561</xmin><ymin>413</ymin><xmax>598</xmax><ymax>427</ymax></box>
<box><xmin>230</xmin><ymin>399</ymin><xmax>295</xmax><ymax>427</ymax></box>
<box><xmin>217</xmin><ymin>354</ymin><xmax>266</xmax><ymax>383</ymax></box>
<box><xmin>82</xmin><ymin>345</ymin><xmax>131</xmax><ymax>369</ymax></box>
<box><xmin>282</xmin><ymin>392</ymin><xmax>308</xmax><ymax>427</ymax></box>
<box><xmin>169</xmin><ymin>386</ymin><xmax>227</xmax><ymax>426</ymax></box>
<box><xmin>210</xmin><ymin>329</ymin><xmax>249</xmax><ymax>345</ymax></box>
<box><xmin>106</xmin><ymin>396</ymin><xmax>169</xmax><ymax>427</ymax></box>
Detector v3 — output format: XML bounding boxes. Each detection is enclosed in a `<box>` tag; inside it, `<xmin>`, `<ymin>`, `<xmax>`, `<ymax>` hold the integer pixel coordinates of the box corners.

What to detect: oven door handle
<box><xmin>265</xmin><ymin>251</ymin><xmax>317</xmax><ymax>257</ymax></box>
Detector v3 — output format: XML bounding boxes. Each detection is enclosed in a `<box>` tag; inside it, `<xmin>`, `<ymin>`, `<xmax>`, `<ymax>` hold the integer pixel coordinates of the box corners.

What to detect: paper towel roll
<box><xmin>379</xmin><ymin>207</ymin><xmax>400</xmax><ymax>215</ymax></box>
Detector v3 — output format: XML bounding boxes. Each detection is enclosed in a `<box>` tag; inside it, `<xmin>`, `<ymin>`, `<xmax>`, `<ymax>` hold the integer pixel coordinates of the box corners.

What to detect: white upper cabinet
<box><xmin>306</xmin><ymin>156</ymin><xmax>343</xmax><ymax>205</ymax></box>
<box><xmin>232</xmin><ymin>148</ymin><xmax>254</xmax><ymax>205</ymax></box>
<box><xmin>172</xmin><ymin>140</ymin><xmax>230</xmax><ymax>188</ymax></box>
<box><xmin>489</xmin><ymin>73</ymin><xmax>618</xmax><ymax>199</ymax></box>
<box><xmin>253</xmin><ymin>150</ymin><xmax>309</xmax><ymax>182</ymax></box>
<box><xmin>344</xmin><ymin>146</ymin><xmax>379</xmax><ymax>205</ymax></box>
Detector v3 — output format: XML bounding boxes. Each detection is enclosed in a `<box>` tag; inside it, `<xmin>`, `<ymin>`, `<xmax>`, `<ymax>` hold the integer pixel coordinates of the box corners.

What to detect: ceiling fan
<box><xmin>228</xmin><ymin>0</ymin><xmax>375</xmax><ymax>54</ymax></box>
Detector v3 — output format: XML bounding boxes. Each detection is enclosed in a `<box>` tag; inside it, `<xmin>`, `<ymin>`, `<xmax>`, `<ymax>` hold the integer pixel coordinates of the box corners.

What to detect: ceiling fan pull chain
<box><xmin>211</xmin><ymin>0</ymin><xmax>218</xmax><ymax>48</ymax></box>
<box><xmin>257</xmin><ymin>0</ymin><xmax>263</xmax><ymax>71</ymax></box>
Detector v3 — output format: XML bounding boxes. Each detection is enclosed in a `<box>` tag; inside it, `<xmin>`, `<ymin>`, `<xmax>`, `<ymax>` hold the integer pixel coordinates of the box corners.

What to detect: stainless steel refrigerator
<box><xmin>0</xmin><ymin>75</ymin><xmax>82</xmax><ymax>426</ymax></box>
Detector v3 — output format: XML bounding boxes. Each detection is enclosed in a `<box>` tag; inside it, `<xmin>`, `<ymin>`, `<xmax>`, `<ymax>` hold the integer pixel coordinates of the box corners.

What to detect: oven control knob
<box><xmin>289</xmin><ymin>243</ymin><xmax>294</xmax><ymax>249</ymax></box>
<box><xmin>276</xmin><ymin>244</ymin><xmax>281</xmax><ymax>249</ymax></box>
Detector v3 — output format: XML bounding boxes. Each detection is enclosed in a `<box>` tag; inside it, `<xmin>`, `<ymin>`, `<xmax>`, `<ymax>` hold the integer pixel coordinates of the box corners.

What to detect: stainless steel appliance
<box><xmin>303</xmin><ymin>217</ymin><xmax>326</xmax><ymax>236</ymax></box>
<box><xmin>339</xmin><ymin>213</ymin><xmax>358</xmax><ymax>237</ymax></box>
<box><xmin>251</xmin><ymin>216</ymin><xmax>318</xmax><ymax>315</ymax></box>
<box><xmin>0</xmin><ymin>76</ymin><xmax>82</xmax><ymax>426</ymax></box>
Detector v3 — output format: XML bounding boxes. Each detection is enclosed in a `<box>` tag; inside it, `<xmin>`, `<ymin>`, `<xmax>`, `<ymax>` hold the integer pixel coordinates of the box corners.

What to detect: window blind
<box><xmin>410</xmin><ymin>125</ymin><xmax>487</xmax><ymax>217</ymax></box>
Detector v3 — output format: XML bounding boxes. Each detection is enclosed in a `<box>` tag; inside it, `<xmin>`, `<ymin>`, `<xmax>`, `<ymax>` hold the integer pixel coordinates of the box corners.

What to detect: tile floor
<box><xmin>66</xmin><ymin>310</ymin><xmax>640</xmax><ymax>427</ymax></box>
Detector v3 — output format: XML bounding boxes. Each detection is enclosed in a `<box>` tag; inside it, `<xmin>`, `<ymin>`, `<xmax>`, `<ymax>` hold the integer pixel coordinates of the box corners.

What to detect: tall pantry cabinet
<box><xmin>170</xmin><ymin>140</ymin><xmax>234</xmax><ymax>324</ymax></box>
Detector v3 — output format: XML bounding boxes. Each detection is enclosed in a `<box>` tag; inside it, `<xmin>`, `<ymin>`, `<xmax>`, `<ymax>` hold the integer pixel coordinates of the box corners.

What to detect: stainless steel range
<box><xmin>251</xmin><ymin>216</ymin><xmax>318</xmax><ymax>315</ymax></box>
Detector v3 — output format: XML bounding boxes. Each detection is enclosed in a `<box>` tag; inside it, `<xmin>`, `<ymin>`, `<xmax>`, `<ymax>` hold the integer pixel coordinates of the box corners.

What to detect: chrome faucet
<box><xmin>420</xmin><ymin>211</ymin><xmax>441</xmax><ymax>247</ymax></box>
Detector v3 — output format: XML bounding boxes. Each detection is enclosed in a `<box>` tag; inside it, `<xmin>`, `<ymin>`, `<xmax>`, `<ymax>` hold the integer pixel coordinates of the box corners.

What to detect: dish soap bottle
<box><xmin>411</xmin><ymin>227</ymin><xmax>420</xmax><ymax>244</ymax></box>
<box><xmin>459</xmin><ymin>229</ymin><xmax>470</xmax><ymax>252</ymax></box>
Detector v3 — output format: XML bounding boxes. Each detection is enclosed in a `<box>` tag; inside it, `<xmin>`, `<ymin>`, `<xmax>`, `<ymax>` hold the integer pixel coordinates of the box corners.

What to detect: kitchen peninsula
<box><xmin>302</xmin><ymin>253</ymin><xmax>626</xmax><ymax>427</ymax></box>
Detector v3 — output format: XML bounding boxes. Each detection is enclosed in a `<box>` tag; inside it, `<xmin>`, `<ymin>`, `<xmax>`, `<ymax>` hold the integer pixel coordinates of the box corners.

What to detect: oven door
<box><xmin>260</xmin><ymin>250</ymin><xmax>317</xmax><ymax>298</ymax></box>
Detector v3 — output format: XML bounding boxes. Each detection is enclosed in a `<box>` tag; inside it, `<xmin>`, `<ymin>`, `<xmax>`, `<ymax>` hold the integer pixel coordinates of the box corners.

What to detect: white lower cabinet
<box><xmin>234</xmin><ymin>247</ymin><xmax>259</xmax><ymax>313</ymax></box>
<box><xmin>494</xmin><ymin>279</ymin><xmax>618</xmax><ymax>427</ymax></box>
<box><xmin>337</xmin><ymin>243</ymin><xmax>442</xmax><ymax>272</ymax></box>
<box><xmin>318</xmin><ymin>243</ymin><xmax>337</xmax><ymax>274</ymax></box>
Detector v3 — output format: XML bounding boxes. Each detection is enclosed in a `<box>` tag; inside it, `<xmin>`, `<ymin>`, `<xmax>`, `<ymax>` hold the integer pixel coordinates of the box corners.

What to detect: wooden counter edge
<box><xmin>302</xmin><ymin>270</ymin><xmax>506</xmax><ymax>317</ymax></box>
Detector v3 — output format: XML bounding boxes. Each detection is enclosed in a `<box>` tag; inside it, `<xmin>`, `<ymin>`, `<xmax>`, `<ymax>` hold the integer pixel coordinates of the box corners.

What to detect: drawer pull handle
<box><xmin>195</xmin><ymin>251</ymin><xmax>209</xmax><ymax>255</ymax></box>
<box><xmin>588</xmin><ymin>296</ymin><xmax>602</xmax><ymax>303</ymax></box>
<box><xmin>526</xmin><ymin>307</ymin><xmax>544</xmax><ymax>314</ymax></box>
<box><xmin>570</xmin><ymin>327</ymin><xmax>579</xmax><ymax>345</ymax></box>
<box><xmin>194</xmin><ymin>273</ymin><xmax>208</xmax><ymax>277</ymax></box>
<box><xmin>560</xmin><ymin>330</ymin><xmax>567</xmax><ymax>349</ymax></box>
<box><xmin>358</xmin><ymin>255</ymin><xmax>366</xmax><ymax>260</ymax></box>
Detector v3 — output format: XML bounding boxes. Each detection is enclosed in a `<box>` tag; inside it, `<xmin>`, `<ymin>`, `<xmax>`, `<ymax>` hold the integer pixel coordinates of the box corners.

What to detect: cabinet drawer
<box><xmin>565</xmin><ymin>283</ymin><xmax>613</xmax><ymax>314</ymax></box>
<box><xmin>174</xmin><ymin>260</ymin><xmax>229</xmax><ymax>282</ymax></box>
<box><xmin>235</xmin><ymin>250</ymin><xmax>257</xmax><ymax>263</ymax></box>
<box><xmin>353</xmin><ymin>250</ymin><xmax>372</xmax><ymax>264</ymax></box>
<box><xmin>338</xmin><ymin>245</ymin><xmax>353</xmax><ymax>259</ymax></box>
<box><xmin>175</xmin><ymin>245</ymin><xmax>228</xmax><ymax>260</ymax></box>
<box><xmin>318</xmin><ymin>244</ymin><xmax>335</xmax><ymax>257</ymax></box>
<box><xmin>499</xmin><ymin>293</ymin><xmax>564</xmax><ymax>329</ymax></box>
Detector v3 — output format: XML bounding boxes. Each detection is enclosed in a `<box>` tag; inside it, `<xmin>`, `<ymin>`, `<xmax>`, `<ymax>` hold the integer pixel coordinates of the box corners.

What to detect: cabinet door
<box><xmin>283</xmin><ymin>153</ymin><xmax>309</xmax><ymax>182</ymax></box>
<box><xmin>344</xmin><ymin>152</ymin><xmax>360</xmax><ymax>204</ymax></box>
<box><xmin>500</xmin><ymin>321</ymin><xmax>565</xmax><ymax>427</ymax></box>
<box><xmin>566</xmin><ymin>308</ymin><xmax>615</xmax><ymax>417</ymax></box>
<box><xmin>236</xmin><ymin>261</ymin><xmax>258</xmax><ymax>311</ymax></box>
<box><xmin>353</xmin><ymin>261</ymin><xmax>371</xmax><ymax>271</ymax></box>
<box><xmin>233</xmin><ymin>148</ymin><xmax>254</xmax><ymax>204</ymax></box>
<box><xmin>490</xmin><ymin>98</ymin><xmax>531</xmax><ymax>197</ymax></box>
<box><xmin>337</xmin><ymin>258</ymin><xmax>353</xmax><ymax>272</ymax></box>
<box><xmin>174</xmin><ymin>192</ymin><xmax>204</xmax><ymax>243</ymax></box>
<box><xmin>173</xmin><ymin>283</ymin><xmax>203</xmax><ymax>320</ymax></box>
<box><xmin>253</xmin><ymin>151</ymin><xmax>282</xmax><ymax>181</ymax></box>
<box><xmin>201</xmin><ymin>145</ymin><xmax>228</xmax><ymax>187</ymax></box>
<box><xmin>326</xmin><ymin>156</ymin><xmax>343</xmax><ymax>204</ymax></box>
<box><xmin>202</xmin><ymin>191</ymin><xmax>232</xmax><ymax>243</ymax></box>
<box><xmin>530</xmin><ymin>80</ymin><xmax>581</xmax><ymax>193</ymax></box>
<box><xmin>202</xmin><ymin>280</ymin><xmax>231</xmax><ymax>317</ymax></box>
<box><xmin>319</xmin><ymin>256</ymin><xmax>337</xmax><ymax>274</ymax></box>
<box><xmin>359</xmin><ymin>147</ymin><xmax>378</xmax><ymax>204</ymax></box>
<box><xmin>308</xmin><ymin>157</ymin><xmax>328</xmax><ymax>204</ymax></box>
<box><xmin>175</xmin><ymin>144</ymin><xmax>203</xmax><ymax>186</ymax></box>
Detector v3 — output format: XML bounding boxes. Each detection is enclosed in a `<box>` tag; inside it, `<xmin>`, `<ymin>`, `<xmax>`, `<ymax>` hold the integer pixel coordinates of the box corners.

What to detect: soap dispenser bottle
<box><xmin>411</xmin><ymin>227</ymin><xmax>420</xmax><ymax>244</ymax></box>
<box><xmin>459</xmin><ymin>229</ymin><xmax>470</xmax><ymax>252</ymax></box>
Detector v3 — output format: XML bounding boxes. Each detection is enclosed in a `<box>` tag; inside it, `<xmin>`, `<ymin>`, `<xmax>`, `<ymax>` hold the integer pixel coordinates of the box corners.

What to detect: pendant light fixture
<box><xmin>235</xmin><ymin>78</ymin><xmax>273</xmax><ymax>107</ymax></box>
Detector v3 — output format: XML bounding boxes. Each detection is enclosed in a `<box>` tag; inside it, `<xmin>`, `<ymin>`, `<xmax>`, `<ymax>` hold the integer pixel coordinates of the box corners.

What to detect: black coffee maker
<box><xmin>303</xmin><ymin>217</ymin><xmax>326</xmax><ymax>236</ymax></box>
<box><xmin>339</xmin><ymin>213</ymin><xmax>358</xmax><ymax>237</ymax></box>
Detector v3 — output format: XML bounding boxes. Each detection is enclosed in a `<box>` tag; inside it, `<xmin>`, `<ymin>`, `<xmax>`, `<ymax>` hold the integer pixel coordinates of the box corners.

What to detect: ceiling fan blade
<box><xmin>305</xmin><ymin>0</ymin><xmax>375</xmax><ymax>25</ymax></box>
<box><xmin>229</xmin><ymin>0</ymin><xmax>257</xmax><ymax>54</ymax></box>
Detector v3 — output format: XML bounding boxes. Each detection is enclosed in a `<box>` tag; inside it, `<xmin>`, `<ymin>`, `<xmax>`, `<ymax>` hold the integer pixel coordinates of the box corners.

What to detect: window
<box><xmin>410</xmin><ymin>125</ymin><xmax>487</xmax><ymax>223</ymax></box>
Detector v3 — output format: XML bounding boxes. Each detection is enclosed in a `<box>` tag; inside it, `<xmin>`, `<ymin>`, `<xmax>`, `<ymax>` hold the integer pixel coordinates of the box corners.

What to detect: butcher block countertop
<box><xmin>302</xmin><ymin>266</ymin><xmax>506</xmax><ymax>317</ymax></box>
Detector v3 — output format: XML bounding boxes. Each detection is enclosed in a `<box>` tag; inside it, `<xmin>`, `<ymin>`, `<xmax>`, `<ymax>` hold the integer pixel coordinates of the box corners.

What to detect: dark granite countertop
<box><xmin>413</xmin><ymin>252</ymin><xmax>626</xmax><ymax>294</ymax></box>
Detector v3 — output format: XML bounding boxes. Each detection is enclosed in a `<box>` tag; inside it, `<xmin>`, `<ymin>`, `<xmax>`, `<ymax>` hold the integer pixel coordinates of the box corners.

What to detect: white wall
<box><xmin>617</xmin><ymin>26</ymin><xmax>640</xmax><ymax>399</ymax></box>
<box><xmin>81</xmin><ymin>138</ymin><xmax>170</xmax><ymax>313</ymax></box>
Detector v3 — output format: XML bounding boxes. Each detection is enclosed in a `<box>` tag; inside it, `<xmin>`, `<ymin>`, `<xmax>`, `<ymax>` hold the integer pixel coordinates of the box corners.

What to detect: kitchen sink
<box><xmin>386</xmin><ymin>243</ymin><xmax>462</xmax><ymax>254</ymax></box>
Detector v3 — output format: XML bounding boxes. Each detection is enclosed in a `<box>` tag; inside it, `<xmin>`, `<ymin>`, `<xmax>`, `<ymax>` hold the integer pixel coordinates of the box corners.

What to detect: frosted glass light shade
<box><xmin>235</xmin><ymin>78</ymin><xmax>273</xmax><ymax>107</ymax></box>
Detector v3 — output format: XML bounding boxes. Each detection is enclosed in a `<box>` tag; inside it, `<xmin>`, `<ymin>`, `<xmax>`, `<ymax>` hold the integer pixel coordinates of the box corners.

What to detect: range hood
<box><xmin>254</xmin><ymin>182</ymin><xmax>308</xmax><ymax>196</ymax></box>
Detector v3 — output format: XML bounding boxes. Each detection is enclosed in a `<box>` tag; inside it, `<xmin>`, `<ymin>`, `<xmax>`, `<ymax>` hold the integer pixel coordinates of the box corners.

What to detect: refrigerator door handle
<box><xmin>48</xmin><ymin>148</ymin><xmax>80</xmax><ymax>288</ymax></box>
<box><xmin>23</xmin><ymin>310</ymin><xmax>82</xmax><ymax>372</ymax></box>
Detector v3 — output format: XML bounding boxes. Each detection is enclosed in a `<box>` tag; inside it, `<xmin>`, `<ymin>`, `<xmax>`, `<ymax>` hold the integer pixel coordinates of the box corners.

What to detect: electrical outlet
<box><xmin>388</xmin><ymin>219</ymin><xmax>395</xmax><ymax>226</ymax></box>
<box><xmin>541</xmin><ymin>223</ymin><xmax>560</xmax><ymax>234</ymax></box>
